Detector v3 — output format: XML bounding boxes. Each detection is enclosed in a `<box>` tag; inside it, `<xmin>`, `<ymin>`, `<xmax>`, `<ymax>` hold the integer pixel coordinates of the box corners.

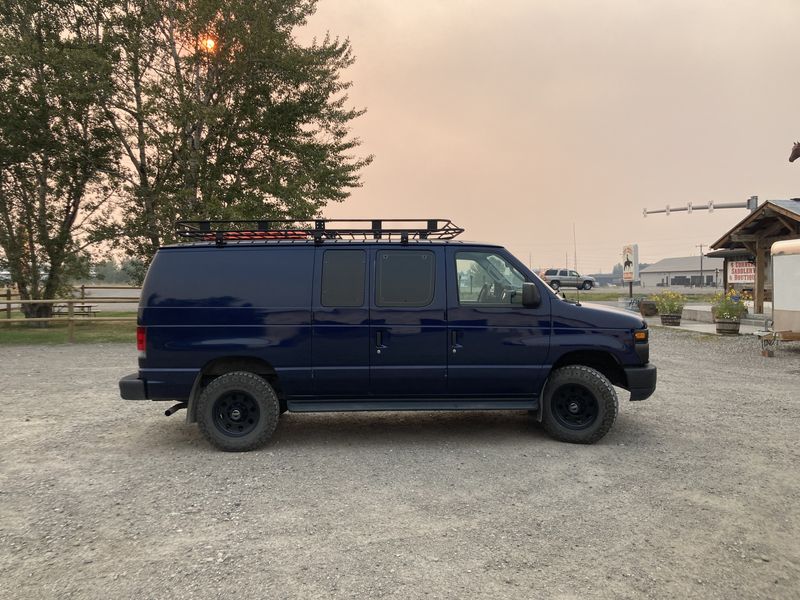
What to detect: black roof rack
<box><xmin>175</xmin><ymin>219</ymin><xmax>464</xmax><ymax>246</ymax></box>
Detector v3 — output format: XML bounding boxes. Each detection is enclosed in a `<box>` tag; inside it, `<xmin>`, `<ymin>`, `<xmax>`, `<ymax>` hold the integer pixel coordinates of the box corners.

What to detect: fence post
<box><xmin>68</xmin><ymin>300</ymin><xmax>75</xmax><ymax>343</ymax></box>
<box><xmin>4</xmin><ymin>288</ymin><xmax>10</xmax><ymax>328</ymax></box>
<box><xmin>80</xmin><ymin>284</ymin><xmax>85</xmax><ymax>300</ymax></box>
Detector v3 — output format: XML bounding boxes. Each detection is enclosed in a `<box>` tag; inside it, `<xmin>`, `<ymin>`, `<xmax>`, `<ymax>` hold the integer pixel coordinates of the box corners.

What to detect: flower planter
<box><xmin>660</xmin><ymin>314</ymin><xmax>681</xmax><ymax>326</ymax></box>
<box><xmin>639</xmin><ymin>300</ymin><xmax>658</xmax><ymax>317</ymax></box>
<box><xmin>715</xmin><ymin>318</ymin><xmax>740</xmax><ymax>335</ymax></box>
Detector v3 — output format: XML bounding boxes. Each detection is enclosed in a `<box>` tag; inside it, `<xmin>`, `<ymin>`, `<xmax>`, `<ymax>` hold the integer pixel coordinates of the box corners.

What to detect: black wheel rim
<box><xmin>212</xmin><ymin>391</ymin><xmax>260</xmax><ymax>437</ymax></box>
<box><xmin>551</xmin><ymin>384</ymin><xmax>599</xmax><ymax>430</ymax></box>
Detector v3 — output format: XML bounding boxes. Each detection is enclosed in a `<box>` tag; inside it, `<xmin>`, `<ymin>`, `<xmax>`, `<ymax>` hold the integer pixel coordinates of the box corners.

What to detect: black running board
<box><xmin>286</xmin><ymin>399</ymin><xmax>539</xmax><ymax>413</ymax></box>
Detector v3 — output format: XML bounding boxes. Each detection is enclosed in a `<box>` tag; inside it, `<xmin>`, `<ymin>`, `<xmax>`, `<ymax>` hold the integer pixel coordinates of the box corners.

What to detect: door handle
<box><xmin>450</xmin><ymin>330</ymin><xmax>463</xmax><ymax>353</ymax></box>
<box><xmin>376</xmin><ymin>330</ymin><xmax>387</xmax><ymax>353</ymax></box>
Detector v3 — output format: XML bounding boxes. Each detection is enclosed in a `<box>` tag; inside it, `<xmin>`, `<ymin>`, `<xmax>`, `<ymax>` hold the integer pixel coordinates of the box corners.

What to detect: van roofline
<box><xmin>159</xmin><ymin>239</ymin><xmax>504</xmax><ymax>250</ymax></box>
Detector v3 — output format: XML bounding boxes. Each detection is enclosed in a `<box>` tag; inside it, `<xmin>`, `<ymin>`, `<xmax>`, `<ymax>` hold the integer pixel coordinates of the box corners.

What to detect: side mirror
<box><xmin>522</xmin><ymin>282</ymin><xmax>541</xmax><ymax>308</ymax></box>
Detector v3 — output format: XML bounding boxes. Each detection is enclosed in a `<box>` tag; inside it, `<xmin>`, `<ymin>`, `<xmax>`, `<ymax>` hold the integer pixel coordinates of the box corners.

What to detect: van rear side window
<box><xmin>321</xmin><ymin>250</ymin><xmax>366</xmax><ymax>307</ymax></box>
<box><xmin>376</xmin><ymin>250</ymin><xmax>435</xmax><ymax>307</ymax></box>
<box><xmin>141</xmin><ymin>247</ymin><xmax>313</xmax><ymax>307</ymax></box>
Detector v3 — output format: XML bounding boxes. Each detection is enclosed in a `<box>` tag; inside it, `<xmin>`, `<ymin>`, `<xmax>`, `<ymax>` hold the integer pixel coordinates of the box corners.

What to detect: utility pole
<box><xmin>573</xmin><ymin>223</ymin><xmax>577</xmax><ymax>271</ymax></box>
<box><xmin>696</xmin><ymin>243</ymin><xmax>705</xmax><ymax>287</ymax></box>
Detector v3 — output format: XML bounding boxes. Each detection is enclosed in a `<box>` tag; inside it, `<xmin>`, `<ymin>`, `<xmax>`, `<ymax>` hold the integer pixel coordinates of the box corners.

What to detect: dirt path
<box><xmin>0</xmin><ymin>330</ymin><xmax>798</xmax><ymax>599</ymax></box>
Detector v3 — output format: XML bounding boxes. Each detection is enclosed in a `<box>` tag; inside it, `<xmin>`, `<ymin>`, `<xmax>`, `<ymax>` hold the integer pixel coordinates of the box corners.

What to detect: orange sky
<box><xmin>303</xmin><ymin>0</ymin><xmax>799</xmax><ymax>273</ymax></box>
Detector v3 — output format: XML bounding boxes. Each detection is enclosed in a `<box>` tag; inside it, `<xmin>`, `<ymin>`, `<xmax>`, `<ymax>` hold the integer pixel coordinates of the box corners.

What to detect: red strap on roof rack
<box><xmin>200</xmin><ymin>231</ymin><xmax>308</xmax><ymax>241</ymax></box>
<box><xmin>176</xmin><ymin>219</ymin><xmax>464</xmax><ymax>246</ymax></box>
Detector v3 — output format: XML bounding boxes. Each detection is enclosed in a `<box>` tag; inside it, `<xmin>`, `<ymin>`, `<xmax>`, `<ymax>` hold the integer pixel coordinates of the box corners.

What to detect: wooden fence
<box><xmin>2</xmin><ymin>286</ymin><xmax>141</xmax><ymax>343</ymax></box>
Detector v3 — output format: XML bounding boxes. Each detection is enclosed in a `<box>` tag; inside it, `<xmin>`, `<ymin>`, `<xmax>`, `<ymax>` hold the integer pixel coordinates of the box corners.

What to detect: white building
<box><xmin>639</xmin><ymin>256</ymin><xmax>724</xmax><ymax>288</ymax></box>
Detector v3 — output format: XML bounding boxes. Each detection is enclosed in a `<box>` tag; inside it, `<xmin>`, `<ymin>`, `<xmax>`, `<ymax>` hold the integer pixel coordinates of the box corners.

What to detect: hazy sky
<box><xmin>303</xmin><ymin>0</ymin><xmax>799</xmax><ymax>273</ymax></box>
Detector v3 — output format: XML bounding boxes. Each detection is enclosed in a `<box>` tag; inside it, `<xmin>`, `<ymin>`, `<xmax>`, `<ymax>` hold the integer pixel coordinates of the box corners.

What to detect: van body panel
<box><xmin>138</xmin><ymin>245</ymin><xmax>315</xmax><ymax>398</ymax></box>
<box><xmin>549</xmin><ymin>300</ymin><xmax>646</xmax><ymax>368</ymax></box>
<box><xmin>445</xmin><ymin>246</ymin><xmax>552</xmax><ymax>397</ymax></box>
<box><xmin>368</xmin><ymin>247</ymin><xmax>448</xmax><ymax>396</ymax></box>
<box><xmin>311</xmin><ymin>247</ymin><xmax>370</xmax><ymax>398</ymax></box>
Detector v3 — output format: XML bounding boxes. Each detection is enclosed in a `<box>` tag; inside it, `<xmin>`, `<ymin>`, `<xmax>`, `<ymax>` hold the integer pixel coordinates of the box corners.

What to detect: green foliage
<box><xmin>1</xmin><ymin>0</ymin><xmax>372</xmax><ymax>291</ymax></box>
<box><xmin>0</xmin><ymin>319</ymin><xmax>136</xmax><ymax>344</ymax></box>
<box><xmin>101</xmin><ymin>0</ymin><xmax>372</xmax><ymax>277</ymax></box>
<box><xmin>712</xmin><ymin>289</ymin><xmax>751</xmax><ymax>320</ymax></box>
<box><xmin>0</xmin><ymin>0</ymin><xmax>119</xmax><ymax>312</ymax></box>
<box><xmin>649</xmin><ymin>290</ymin><xmax>686</xmax><ymax>315</ymax></box>
<box><xmin>94</xmin><ymin>258</ymin><xmax>137</xmax><ymax>283</ymax></box>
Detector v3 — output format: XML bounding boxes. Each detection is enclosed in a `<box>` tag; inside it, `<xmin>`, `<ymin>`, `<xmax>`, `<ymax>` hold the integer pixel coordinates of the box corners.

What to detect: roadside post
<box><xmin>67</xmin><ymin>300</ymin><xmax>75</xmax><ymax>343</ymax></box>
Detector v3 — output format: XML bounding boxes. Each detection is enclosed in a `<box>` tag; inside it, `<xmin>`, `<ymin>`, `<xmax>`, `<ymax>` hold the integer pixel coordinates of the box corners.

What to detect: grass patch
<box><xmin>0</xmin><ymin>311</ymin><xmax>136</xmax><ymax>345</ymax></box>
<box><xmin>560</xmin><ymin>291</ymin><xmax>718</xmax><ymax>303</ymax></box>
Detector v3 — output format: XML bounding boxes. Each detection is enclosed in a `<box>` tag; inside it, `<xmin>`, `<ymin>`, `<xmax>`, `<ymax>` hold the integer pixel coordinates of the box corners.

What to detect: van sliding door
<box><xmin>369</xmin><ymin>247</ymin><xmax>448</xmax><ymax>397</ymax></box>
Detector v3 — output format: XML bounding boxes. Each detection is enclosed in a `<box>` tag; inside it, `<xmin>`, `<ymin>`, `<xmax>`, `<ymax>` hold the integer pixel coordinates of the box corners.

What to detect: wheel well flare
<box><xmin>551</xmin><ymin>351</ymin><xmax>626</xmax><ymax>388</ymax></box>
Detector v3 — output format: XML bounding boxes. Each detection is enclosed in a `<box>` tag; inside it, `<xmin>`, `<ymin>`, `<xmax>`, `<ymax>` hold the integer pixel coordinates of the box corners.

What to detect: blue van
<box><xmin>119</xmin><ymin>219</ymin><xmax>656</xmax><ymax>451</ymax></box>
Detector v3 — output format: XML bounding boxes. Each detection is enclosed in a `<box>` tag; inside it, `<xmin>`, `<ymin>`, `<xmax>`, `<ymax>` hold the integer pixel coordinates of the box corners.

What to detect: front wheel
<box><xmin>541</xmin><ymin>366</ymin><xmax>618</xmax><ymax>444</ymax></box>
<box><xmin>196</xmin><ymin>371</ymin><xmax>280</xmax><ymax>452</ymax></box>
<box><xmin>582</xmin><ymin>281</ymin><xmax>593</xmax><ymax>290</ymax></box>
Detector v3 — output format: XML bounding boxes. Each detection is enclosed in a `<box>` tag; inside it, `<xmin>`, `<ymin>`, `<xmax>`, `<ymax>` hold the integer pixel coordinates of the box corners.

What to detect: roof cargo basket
<box><xmin>175</xmin><ymin>219</ymin><xmax>464</xmax><ymax>246</ymax></box>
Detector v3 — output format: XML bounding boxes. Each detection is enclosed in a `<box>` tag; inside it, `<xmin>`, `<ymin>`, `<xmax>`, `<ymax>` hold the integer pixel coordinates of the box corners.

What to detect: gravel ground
<box><xmin>0</xmin><ymin>328</ymin><xmax>798</xmax><ymax>600</ymax></box>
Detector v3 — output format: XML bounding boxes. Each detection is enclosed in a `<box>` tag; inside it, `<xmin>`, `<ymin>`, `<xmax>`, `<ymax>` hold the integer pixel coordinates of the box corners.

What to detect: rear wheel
<box><xmin>541</xmin><ymin>366</ymin><xmax>618</xmax><ymax>444</ymax></box>
<box><xmin>550</xmin><ymin>281</ymin><xmax>560</xmax><ymax>291</ymax></box>
<box><xmin>196</xmin><ymin>371</ymin><xmax>280</xmax><ymax>452</ymax></box>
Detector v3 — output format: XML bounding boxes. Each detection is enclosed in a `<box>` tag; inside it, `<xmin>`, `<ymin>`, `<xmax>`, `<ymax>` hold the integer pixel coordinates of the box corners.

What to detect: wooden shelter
<box><xmin>709</xmin><ymin>199</ymin><xmax>800</xmax><ymax>313</ymax></box>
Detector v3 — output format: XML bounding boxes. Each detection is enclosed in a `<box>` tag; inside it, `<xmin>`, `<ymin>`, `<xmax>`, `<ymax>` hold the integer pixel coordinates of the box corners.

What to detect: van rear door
<box><xmin>311</xmin><ymin>248</ymin><xmax>370</xmax><ymax>398</ymax></box>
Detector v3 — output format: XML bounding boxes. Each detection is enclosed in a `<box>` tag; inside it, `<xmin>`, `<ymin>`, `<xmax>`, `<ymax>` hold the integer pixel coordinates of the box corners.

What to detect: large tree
<box><xmin>0</xmin><ymin>0</ymin><xmax>118</xmax><ymax>316</ymax></box>
<box><xmin>104</xmin><ymin>0</ymin><xmax>372</xmax><ymax>276</ymax></box>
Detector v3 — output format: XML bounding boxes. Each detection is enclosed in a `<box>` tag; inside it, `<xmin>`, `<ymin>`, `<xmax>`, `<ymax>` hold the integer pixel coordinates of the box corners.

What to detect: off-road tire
<box><xmin>541</xmin><ymin>365</ymin><xmax>618</xmax><ymax>444</ymax></box>
<box><xmin>196</xmin><ymin>371</ymin><xmax>280</xmax><ymax>452</ymax></box>
<box><xmin>550</xmin><ymin>281</ymin><xmax>560</xmax><ymax>291</ymax></box>
<box><xmin>582</xmin><ymin>281</ymin><xmax>593</xmax><ymax>290</ymax></box>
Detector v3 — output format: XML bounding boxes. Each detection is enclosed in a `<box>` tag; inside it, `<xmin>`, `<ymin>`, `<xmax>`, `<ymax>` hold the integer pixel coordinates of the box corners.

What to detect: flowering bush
<box><xmin>712</xmin><ymin>288</ymin><xmax>751</xmax><ymax>320</ymax></box>
<box><xmin>650</xmin><ymin>290</ymin><xmax>686</xmax><ymax>315</ymax></box>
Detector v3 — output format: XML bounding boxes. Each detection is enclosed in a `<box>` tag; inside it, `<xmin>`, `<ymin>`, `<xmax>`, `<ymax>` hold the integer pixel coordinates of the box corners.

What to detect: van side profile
<box><xmin>119</xmin><ymin>219</ymin><xmax>656</xmax><ymax>451</ymax></box>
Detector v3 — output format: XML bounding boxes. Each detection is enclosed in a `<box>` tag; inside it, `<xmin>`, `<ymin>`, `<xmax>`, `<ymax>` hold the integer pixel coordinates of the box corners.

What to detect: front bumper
<box><xmin>119</xmin><ymin>373</ymin><xmax>148</xmax><ymax>400</ymax></box>
<box><xmin>624</xmin><ymin>364</ymin><xmax>657</xmax><ymax>401</ymax></box>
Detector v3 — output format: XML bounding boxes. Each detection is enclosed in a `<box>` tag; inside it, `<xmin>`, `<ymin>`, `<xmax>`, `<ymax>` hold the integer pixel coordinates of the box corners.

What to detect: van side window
<box><xmin>321</xmin><ymin>250</ymin><xmax>366</xmax><ymax>307</ymax></box>
<box><xmin>456</xmin><ymin>251</ymin><xmax>525</xmax><ymax>305</ymax></box>
<box><xmin>376</xmin><ymin>250</ymin><xmax>435</xmax><ymax>307</ymax></box>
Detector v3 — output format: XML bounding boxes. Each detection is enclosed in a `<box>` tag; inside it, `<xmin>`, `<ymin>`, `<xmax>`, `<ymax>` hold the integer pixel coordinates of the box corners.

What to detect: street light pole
<box><xmin>696</xmin><ymin>243</ymin><xmax>705</xmax><ymax>287</ymax></box>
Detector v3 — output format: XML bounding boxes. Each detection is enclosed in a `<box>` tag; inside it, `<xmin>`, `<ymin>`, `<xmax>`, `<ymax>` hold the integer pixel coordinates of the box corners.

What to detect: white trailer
<box><xmin>772</xmin><ymin>239</ymin><xmax>800</xmax><ymax>334</ymax></box>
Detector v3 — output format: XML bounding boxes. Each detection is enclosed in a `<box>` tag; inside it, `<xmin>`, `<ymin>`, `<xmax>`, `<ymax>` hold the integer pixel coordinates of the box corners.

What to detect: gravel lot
<box><xmin>0</xmin><ymin>328</ymin><xmax>798</xmax><ymax>599</ymax></box>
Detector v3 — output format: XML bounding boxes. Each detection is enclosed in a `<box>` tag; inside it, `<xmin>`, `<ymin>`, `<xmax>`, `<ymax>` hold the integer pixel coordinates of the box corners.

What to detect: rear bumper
<box><xmin>624</xmin><ymin>364</ymin><xmax>657</xmax><ymax>401</ymax></box>
<box><xmin>119</xmin><ymin>373</ymin><xmax>148</xmax><ymax>400</ymax></box>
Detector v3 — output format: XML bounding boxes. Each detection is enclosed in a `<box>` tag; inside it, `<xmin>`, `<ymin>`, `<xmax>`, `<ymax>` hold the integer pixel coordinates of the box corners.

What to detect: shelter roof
<box><xmin>711</xmin><ymin>199</ymin><xmax>800</xmax><ymax>250</ymax></box>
